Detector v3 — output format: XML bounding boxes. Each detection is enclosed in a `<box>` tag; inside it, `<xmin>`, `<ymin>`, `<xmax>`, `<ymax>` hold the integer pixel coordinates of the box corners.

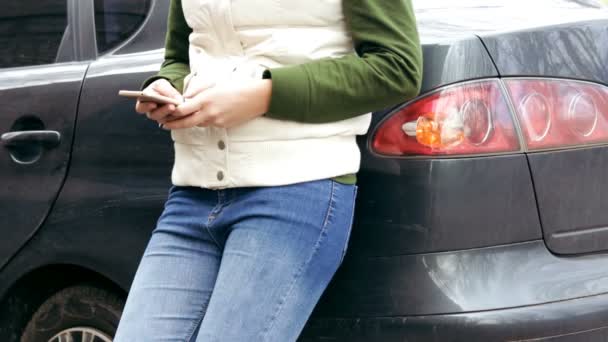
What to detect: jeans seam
<box><xmin>258</xmin><ymin>180</ymin><xmax>337</xmax><ymax>342</ymax></box>
<box><xmin>322</xmin><ymin>180</ymin><xmax>337</xmax><ymax>229</ymax></box>
<box><xmin>189</xmin><ymin>192</ymin><xmax>237</xmax><ymax>341</ymax></box>
<box><xmin>205</xmin><ymin>204</ymin><xmax>223</xmax><ymax>249</ymax></box>
<box><xmin>339</xmin><ymin>185</ymin><xmax>358</xmax><ymax>264</ymax></box>
<box><xmin>184</xmin><ymin>305</ymin><xmax>207</xmax><ymax>342</ymax></box>
<box><xmin>204</xmin><ymin>224</ymin><xmax>222</xmax><ymax>249</ymax></box>
<box><xmin>184</xmin><ymin>204</ymin><xmax>221</xmax><ymax>342</ymax></box>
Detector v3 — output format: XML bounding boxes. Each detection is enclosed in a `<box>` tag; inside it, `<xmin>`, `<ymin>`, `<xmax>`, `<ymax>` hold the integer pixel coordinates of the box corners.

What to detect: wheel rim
<box><xmin>48</xmin><ymin>327</ymin><xmax>113</xmax><ymax>342</ymax></box>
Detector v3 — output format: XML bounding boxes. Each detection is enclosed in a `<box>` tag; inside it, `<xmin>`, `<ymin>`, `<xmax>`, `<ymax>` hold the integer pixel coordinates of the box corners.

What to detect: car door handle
<box><xmin>1</xmin><ymin>130</ymin><xmax>61</xmax><ymax>148</ymax></box>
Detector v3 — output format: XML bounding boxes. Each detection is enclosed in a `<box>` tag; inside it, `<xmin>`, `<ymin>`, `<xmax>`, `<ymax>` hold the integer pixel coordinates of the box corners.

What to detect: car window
<box><xmin>413</xmin><ymin>0</ymin><xmax>607</xmax><ymax>40</ymax></box>
<box><xmin>94</xmin><ymin>0</ymin><xmax>152</xmax><ymax>54</ymax></box>
<box><xmin>0</xmin><ymin>0</ymin><xmax>68</xmax><ymax>68</ymax></box>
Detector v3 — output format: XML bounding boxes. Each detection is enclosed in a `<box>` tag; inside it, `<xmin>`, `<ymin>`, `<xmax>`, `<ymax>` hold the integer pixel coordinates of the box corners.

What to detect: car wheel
<box><xmin>20</xmin><ymin>285</ymin><xmax>124</xmax><ymax>342</ymax></box>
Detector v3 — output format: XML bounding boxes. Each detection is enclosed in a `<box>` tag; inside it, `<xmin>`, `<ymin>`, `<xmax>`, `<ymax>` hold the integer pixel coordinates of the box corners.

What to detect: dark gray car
<box><xmin>1</xmin><ymin>0</ymin><xmax>608</xmax><ymax>341</ymax></box>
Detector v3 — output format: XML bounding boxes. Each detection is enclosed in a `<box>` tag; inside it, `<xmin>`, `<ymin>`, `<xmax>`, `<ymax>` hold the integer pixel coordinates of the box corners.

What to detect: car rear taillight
<box><xmin>372</xmin><ymin>78</ymin><xmax>608</xmax><ymax>156</ymax></box>
<box><xmin>372</xmin><ymin>80</ymin><xmax>520</xmax><ymax>156</ymax></box>
<box><xmin>505</xmin><ymin>79</ymin><xmax>608</xmax><ymax>150</ymax></box>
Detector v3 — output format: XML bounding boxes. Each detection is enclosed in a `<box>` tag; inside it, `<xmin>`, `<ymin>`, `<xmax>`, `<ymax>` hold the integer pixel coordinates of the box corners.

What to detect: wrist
<box><xmin>250</xmin><ymin>79</ymin><xmax>272</xmax><ymax>115</ymax></box>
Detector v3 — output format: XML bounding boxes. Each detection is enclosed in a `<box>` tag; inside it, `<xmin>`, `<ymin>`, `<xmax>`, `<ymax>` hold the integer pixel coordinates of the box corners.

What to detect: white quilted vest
<box><xmin>172</xmin><ymin>0</ymin><xmax>372</xmax><ymax>189</ymax></box>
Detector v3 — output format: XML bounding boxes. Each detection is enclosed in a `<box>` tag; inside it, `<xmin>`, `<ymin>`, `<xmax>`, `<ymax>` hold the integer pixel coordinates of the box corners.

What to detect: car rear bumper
<box><xmin>302</xmin><ymin>240</ymin><xmax>608</xmax><ymax>340</ymax></box>
<box><xmin>301</xmin><ymin>291</ymin><xmax>608</xmax><ymax>341</ymax></box>
<box><xmin>314</xmin><ymin>240</ymin><xmax>608</xmax><ymax>317</ymax></box>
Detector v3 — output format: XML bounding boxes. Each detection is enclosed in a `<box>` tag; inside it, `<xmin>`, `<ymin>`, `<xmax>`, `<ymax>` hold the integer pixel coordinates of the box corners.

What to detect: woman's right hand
<box><xmin>135</xmin><ymin>79</ymin><xmax>184</xmax><ymax>124</ymax></box>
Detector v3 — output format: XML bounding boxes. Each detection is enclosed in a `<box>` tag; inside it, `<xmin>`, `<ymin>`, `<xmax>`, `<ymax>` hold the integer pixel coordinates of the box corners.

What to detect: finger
<box><xmin>147</xmin><ymin>104</ymin><xmax>176</xmax><ymax>121</ymax></box>
<box><xmin>196</xmin><ymin>118</ymin><xmax>212</xmax><ymax>127</ymax></box>
<box><xmin>158</xmin><ymin>113</ymin><xmax>182</xmax><ymax>125</ymax></box>
<box><xmin>174</xmin><ymin>94</ymin><xmax>206</xmax><ymax>117</ymax></box>
<box><xmin>136</xmin><ymin>102</ymin><xmax>157</xmax><ymax>114</ymax></box>
<box><xmin>162</xmin><ymin>111</ymin><xmax>207</xmax><ymax>130</ymax></box>
<box><xmin>152</xmin><ymin>80</ymin><xmax>182</xmax><ymax>100</ymax></box>
<box><xmin>135</xmin><ymin>101</ymin><xmax>158</xmax><ymax>114</ymax></box>
<box><xmin>183</xmin><ymin>80</ymin><xmax>215</xmax><ymax>99</ymax></box>
<box><xmin>194</xmin><ymin>110</ymin><xmax>213</xmax><ymax>127</ymax></box>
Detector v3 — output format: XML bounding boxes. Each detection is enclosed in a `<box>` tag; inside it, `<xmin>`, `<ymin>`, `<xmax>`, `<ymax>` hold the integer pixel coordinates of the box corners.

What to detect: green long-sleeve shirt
<box><xmin>142</xmin><ymin>0</ymin><xmax>423</xmax><ymax>185</ymax></box>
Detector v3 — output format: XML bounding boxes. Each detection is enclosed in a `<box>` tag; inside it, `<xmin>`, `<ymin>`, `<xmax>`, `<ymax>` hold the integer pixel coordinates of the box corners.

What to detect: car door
<box><xmin>0</xmin><ymin>0</ymin><xmax>90</xmax><ymax>268</ymax></box>
<box><xmin>35</xmin><ymin>0</ymin><xmax>175</xmax><ymax>281</ymax></box>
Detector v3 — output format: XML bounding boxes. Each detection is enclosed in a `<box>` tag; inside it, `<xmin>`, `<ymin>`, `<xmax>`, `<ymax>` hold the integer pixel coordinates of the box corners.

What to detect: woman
<box><xmin>114</xmin><ymin>0</ymin><xmax>422</xmax><ymax>341</ymax></box>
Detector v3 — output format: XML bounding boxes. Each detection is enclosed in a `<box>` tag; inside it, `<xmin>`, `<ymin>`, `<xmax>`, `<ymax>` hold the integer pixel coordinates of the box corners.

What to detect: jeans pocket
<box><xmin>339</xmin><ymin>185</ymin><xmax>358</xmax><ymax>265</ymax></box>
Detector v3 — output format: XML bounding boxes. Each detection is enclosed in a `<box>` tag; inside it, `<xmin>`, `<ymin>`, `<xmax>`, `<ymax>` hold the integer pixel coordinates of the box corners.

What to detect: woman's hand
<box><xmin>159</xmin><ymin>78</ymin><xmax>272</xmax><ymax>130</ymax></box>
<box><xmin>135</xmin><ymin>79</ymin><xmax>184</xmax><ymax>124</ymax></box>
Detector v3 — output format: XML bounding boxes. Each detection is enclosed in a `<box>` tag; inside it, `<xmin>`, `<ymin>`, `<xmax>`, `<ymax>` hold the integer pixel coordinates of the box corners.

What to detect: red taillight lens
<box><xmin>372</xmin><ymin>80</ymin><xmax>521</xmax><ymax>156</ymax></box>
<box><xmin>505</xmin><ymin>79</ymin><xmax>608</xmax><ymax>150</ymax></box>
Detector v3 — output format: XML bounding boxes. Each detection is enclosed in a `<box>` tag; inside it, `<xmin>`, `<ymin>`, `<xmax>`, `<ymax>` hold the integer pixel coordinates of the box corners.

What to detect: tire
<box><xmin>20</xmin><ymin>285</ymin><xmax>124</xmax><ymax>342</ymax></box>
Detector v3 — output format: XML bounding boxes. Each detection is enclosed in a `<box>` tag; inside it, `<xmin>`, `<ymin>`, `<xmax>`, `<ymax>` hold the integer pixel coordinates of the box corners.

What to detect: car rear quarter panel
<box><xmin>350</xmin><ymin>36</ymin><xmax>542</xmax><ymax>257</ymax></box>
<box><xmin>481</xmin><ymin>19</ymin><xmax>608</xmax><ymax>255</ymax></box>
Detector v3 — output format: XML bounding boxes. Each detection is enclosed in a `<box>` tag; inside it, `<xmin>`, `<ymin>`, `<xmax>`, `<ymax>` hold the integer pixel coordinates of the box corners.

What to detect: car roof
<box><xmin>414</xmin><ymin>0</ymin><xmax>608</xmax><ymax>42</ymax></box>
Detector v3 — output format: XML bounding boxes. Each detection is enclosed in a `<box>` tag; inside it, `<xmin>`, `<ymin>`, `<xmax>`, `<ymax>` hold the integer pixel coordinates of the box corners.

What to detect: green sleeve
<box><xmin>263</xmin><ymin>0</ymin><xmax>423</xmax><ymax>123</ymax></box>
<box><xmin>140</xmin><ymin>0</ymin><xmax>192</xmax><ymax>93</ymax></box>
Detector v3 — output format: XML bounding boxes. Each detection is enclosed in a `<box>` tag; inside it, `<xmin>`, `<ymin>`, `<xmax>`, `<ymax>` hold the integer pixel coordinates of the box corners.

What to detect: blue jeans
<box><xmin>114</xmin><ymin>178</ymin><xmax>358</xmax><ymax>342</ymax></box>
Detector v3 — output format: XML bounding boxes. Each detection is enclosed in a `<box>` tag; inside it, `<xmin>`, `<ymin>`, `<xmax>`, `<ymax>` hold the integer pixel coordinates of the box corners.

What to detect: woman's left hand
<box><xmin>159</xmin><ymin>78</ymin><xmax>272</xmax><ymax>130</ymax></box>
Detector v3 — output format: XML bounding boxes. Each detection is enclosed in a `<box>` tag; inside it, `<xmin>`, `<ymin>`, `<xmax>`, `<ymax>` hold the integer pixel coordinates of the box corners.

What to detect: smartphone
<box><xmin>118</xmin><ymin>90</ymin><xmax>183</xmax><ymax>106</ymax></box>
